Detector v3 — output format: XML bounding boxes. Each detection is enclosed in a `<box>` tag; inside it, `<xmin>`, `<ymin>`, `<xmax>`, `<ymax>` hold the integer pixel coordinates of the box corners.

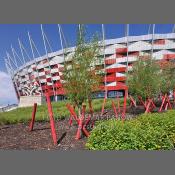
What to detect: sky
<box><xmin>0</xmin><ymin>24</ymin><xmax>174</xmax><ymax>106</ymax></box>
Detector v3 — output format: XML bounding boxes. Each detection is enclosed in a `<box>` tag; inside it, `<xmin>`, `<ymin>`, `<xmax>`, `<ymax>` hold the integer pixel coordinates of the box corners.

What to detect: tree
<box><xmin>159</xmin><ymin>60</ymin><xmax>175</xmax><ymax>95</ymax></box>
<box><xmin>127</xmin><ymin>56</ymin><xmax>162</xmax><ymax>101</ymax></box>
<box><xmin>63</xmin><ymin>25</ymin><xmax>102</xmax><ymax>115</ymax></box>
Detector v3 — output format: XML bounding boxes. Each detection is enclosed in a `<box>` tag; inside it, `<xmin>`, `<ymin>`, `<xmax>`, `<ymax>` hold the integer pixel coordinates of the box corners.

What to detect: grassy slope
<box><xmin>0</xmin><ymin>98</ymin><xmax>127</xmax><ymax>125</ymax></box>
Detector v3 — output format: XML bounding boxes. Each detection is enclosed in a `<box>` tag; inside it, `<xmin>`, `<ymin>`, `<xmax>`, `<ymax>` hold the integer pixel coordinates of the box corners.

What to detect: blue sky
<box><xmin>0</xmin><ymin>24</ymin><xmax>174</xmax><ymax>105</ymax></box>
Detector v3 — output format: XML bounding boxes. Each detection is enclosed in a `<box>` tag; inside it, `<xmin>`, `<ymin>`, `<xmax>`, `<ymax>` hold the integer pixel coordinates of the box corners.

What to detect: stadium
<box><xmin>4</xmin><ymin>24</ymin><xmax>175</xmax><ymax>102</ymax></box>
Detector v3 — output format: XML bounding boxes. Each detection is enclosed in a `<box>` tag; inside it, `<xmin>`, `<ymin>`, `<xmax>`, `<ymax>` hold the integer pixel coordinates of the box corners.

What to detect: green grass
<box><xmin>0</xmin><ymin>98</ymin><xmax>127</xmax><ymax>125</ymax></box>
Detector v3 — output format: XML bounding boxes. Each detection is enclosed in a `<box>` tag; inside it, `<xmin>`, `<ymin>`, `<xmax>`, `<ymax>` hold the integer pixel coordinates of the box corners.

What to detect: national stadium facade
<box><xmin>4</xmin><ymin>25</ymin><xmax>175</xmax><ymax>102</ymax></box>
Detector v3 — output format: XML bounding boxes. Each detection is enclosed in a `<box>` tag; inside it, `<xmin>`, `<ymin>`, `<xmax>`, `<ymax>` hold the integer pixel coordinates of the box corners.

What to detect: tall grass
<box><xmin>0</xmin><ymin>98</ymin><xmax>127</xmax><ymax>125</ymax></box>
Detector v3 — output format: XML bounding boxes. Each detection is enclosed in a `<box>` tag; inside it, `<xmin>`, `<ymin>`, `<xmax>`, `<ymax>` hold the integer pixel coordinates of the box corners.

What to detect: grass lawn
<box><xmin>0</xmin><ymin>98</ymin><xmax>128</xmax><ymax>125</ymax></box>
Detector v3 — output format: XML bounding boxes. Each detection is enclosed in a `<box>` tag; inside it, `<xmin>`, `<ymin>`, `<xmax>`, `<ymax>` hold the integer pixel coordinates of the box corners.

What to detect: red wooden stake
<box><xmin>46</xmin><ymin>94</ymin><xmax>57</xmax><ymax>145</ymax></box>
<box><xmin>159</xmin><ymin>94</ymin><xmax>172</xmax><ymax>112</ymax></box>
<box><xmin>101</xmin><ymin>97</ymin><xmax>106</xmax><ymax>116</ymax></box>
<box><xmin>66</xmin><ymin>104</ymin><xmax>79</xmax><ymax>124</ymax></box>
<box><xmin>66</xmin><ymin>103</ymin><xmax>90</xmax><ymax>139</ymax></box>
<box><xmin>138</xmin><ymin>96</ymin><xmax>147</xmax><ymax>109</ymax></box>
<box><xmin>129</xmin><ymin>95</ymin><xmax>137</xmax><ymax>108</ymax></box>
<box><xmin>165</xmin><ymin>103</ymin><xmax>168</xmax><ymax>110</ymax></box>
<box><xmin>159</xmin><ymin>95</ymin><xmax>166</xmax><ymax>112</ymax></box>
<box><xmin>145</xmin><ymin>99</ymin><xmax>151</xmax><ymax>113</ymax></box>
<box><xmin>112</xmin><ymin>100</ymin><xmax>118</xmax><ymax>119</ymax></box>
<box><xmin>121</xmin><ymin>90</ymin><xmax>127</xmax><ymax>121</ymax></box>
<box><xmin>117</xmin><ymin>96</ymin><xmax>121</xmax><ymax>113</ymax></box>
<box><xmin>167</xmin><ymin>96</ymin><xmax>172</xmax><ymax>109</ymax></box>
<box><xmin>29</xmin><ymin>103</ymin><xmax>37</xmax><ymax>131</ymax></box>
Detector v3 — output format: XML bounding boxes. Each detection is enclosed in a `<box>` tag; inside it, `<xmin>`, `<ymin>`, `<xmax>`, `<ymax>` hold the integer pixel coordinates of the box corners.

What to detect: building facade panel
<box><xmin>11</xmin><ymin>33</ymin><xmax>175</xmax><ymax>100</ymax></box>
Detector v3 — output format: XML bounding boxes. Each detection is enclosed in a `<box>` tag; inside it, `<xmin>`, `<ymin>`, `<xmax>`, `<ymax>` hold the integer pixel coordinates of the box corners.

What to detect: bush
<box><xmin>86</xmin><ymin>110</ymin><xmax>175</xmax><ymax>150</ymax></box>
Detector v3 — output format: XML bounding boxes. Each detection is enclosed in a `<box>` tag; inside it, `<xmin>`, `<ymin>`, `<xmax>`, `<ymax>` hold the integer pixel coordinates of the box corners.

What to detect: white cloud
<box><xmin>0</xmin><ymin>71</ymin><xmax>18</xmax><ymax>106</ymax></box>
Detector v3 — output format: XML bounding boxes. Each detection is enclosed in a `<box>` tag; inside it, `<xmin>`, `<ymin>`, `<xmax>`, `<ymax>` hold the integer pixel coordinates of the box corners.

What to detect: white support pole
<box><xmin>148</xmin><ymin>24</ymin><xmax>151</xmax><ymax>34</ymax></box>
<box><xmin>6</xmin><ymin>51</ymin><xmax>18</xmax><ymax>69</ymax></box>
<box><xmin>41</xmin><ymin>24</ymin><xmax>56</xmax><ymax>101</ymax></box>
<box><xmin>31</xmin><ymin>38</ymin><xmax>41</xmax><ymax>57</ymax></box>
<box><xmin>126</xmin><ymin>24</ymin><xmax>129</xmax><ymax>75</ymax></box>
<box><xmin>5</xmin><ymin>57</ymin><xmax>20</xmax><ymax>99</ymax></box>
<box><xmin>5</xmin><ymin>58</ymin><xmax>13</xmax><ymax>76</ymax></box>
<box><xmin>11</xmin><ymin>45</ymin><xmax>18</xmax><ymax>67</ymax></box>
<box><xmin>28</xmin><ymin>31</ymin><xmax>44</xmax><ymax>96</ymax></box>
<box><xmin>6</xmin><ymin>56</ymin><xmax>14</xmax><ymax>73</ymax></box>
<box><xmin>172</xmin><ymin>24</ymin><xmax>175</xmax><ymax>33</ymax></box>
<box><xmin>43</xmin><ymin>32</ymin><xmax>53</xmax><ymax>52</ymax></box>
<box><xmin>21</xmin><ymin>44</ymin><xmax>31</xmax><ymax>61</ymax></box>
<box><xmin>18</xmin><ymin>38</ymin><xmax>26</xmax><ymax>64</ymax></box>
<box><xmin>60</xmin><ymin>26</ymin><xmax>68</xmax><ymax>48</ymax></box>
<box><xmin>78</xmin><ymin>24</ymin><xmax>81</xmax><ymax>33</ymax></box>
<box><xmin>5</xmin><ymin>59</ymin><xmax>19</xmax><ymax>99</ymax></box>
<box><xmin>78</xmin><ymin>24</ymin><xmax>82</xmax><ymax>40</ymax></box>
<box><xmin>151</xmin><ymin>24</ymin><xmax>155</xmax><ymax>58</ymax></box>
<box><xmin>102</xmin><ymin>24</ymin><xmax>107</xmax><ymax>99</ymax></box>
<box><xmin>12</xmin><ymin>46</ymin><xmax>24</xmax><ymax>65</ymax></box>
<box><xmin>58</xmin><ymin>24</ymin><xmax>65</xmax><ymax>61</ymax></box>
<box><xmin>19</xmin><ymin>37</ymin><xmax>40</xmax><ymax>96</ymax></box>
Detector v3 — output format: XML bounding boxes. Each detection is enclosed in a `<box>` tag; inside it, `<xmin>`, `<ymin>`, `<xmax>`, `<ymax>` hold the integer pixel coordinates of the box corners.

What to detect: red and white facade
<box><xmin>9</xmin><ymin>33</ymin><xmax>175</xmax><ymax>101</ymax></box>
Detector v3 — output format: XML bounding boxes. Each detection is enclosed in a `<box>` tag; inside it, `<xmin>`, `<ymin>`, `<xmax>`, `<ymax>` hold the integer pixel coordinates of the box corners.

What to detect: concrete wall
<box><xmin>19</xmin><ymin>95</ymin><xmax>46</xmax><ymax>107</ymax></box>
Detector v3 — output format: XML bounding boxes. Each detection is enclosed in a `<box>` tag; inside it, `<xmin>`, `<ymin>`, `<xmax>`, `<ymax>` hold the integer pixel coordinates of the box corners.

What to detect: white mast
<box><xmin>126</xmin><ymin>24</ymin><xmax>129</xmax><ymax>75</ymax></box>
<box><xmin>102</xmin><ymin>24</ymin><xmax>107</xmax><ymax>99</ymax></box>
<box><xmin>11</xmin><ymin>45</ymin><xmax>24</xmax><ymax>65</ymax></box>
<box><xmin>151</xmin><ymin>24</ymin><xmax>155</xmax><ymax>57</ymax></box>
<box><xmin>10</xmin><ymin>45</ymin><xmax>18</xmax><ymax>68</ymax></box>
<box><xmin>6</xmin><ymin>51</ymin><xmax>18</xmax><ymax>69</ymax></box>
<box><xmin>172</xmin><ymin>24</ymin><xmax>175</xmax><ymax>33</ymax></box>
<box><xmin>148</xmin><ymin>24</ymin><xmax>151</xmax><ymax>34</ymax></box>
<box><xmin>6</xmin><ymin>55</ymin><xmax>20</xmax><ymax>99</ymax></box>
<box><xmin>18</xmin><ymin>38</ymin><xmax>28</xmax><ymax>64</ymax></box>
<box><xmin>40</xmin><ymin>24</ymin><xmax>56</xmax><ymax>101</ymax></box>
<box><xmin>28</xmin><ymin>31</ymin><xmax>44</xmax><ymax>96</ymax></box>
<box><xmin>57</xmin><ymin>24</ymin><xmax>65</xmax><ymax>61</ymax></box>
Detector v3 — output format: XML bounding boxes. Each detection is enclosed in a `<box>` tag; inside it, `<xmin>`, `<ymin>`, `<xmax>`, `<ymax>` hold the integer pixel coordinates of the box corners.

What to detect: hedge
<box><xmin>86</xmin><ymin>110</ymin><xmax>175</xmax><ymax>150</ymax></box>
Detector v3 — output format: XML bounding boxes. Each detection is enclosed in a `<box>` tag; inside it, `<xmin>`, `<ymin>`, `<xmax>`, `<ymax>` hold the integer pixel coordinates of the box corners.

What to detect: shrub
<box><xmin>86</xmin><ymin>111</ymin><xmax>175</xmax><ymax>150</ymax></box>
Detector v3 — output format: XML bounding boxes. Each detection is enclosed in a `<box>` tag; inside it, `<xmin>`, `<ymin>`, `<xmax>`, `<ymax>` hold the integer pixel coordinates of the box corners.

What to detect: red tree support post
<box><xmin>145</xmin><ymin>99</ymin><xmax>151</xmax><ymax>113</ymax></box>
<box><xmin>46</xmin><ymin>94</ymin><xmax>57</xmax><ymax>145</ymax></box>
<box><xmin>129</xmin><ymin>95</ymin><xmax>137</xmax><ymax>108</ymax></box>
<box><xmin>66</xmin><ymin>104</ymin><xmax>91</xmax><ymax>140</ymax></box>
<box><xmin>66</xmin><ymin>104</ymin><xmax>79</xmax><ymax>124</ymax></box>
<box><xmin>117</xmin><ymin>96</ymin><xmax>121</xmax><ymax>113</ymax></box>
<box><xmin>159</xmin><ymin>94</ymin><xmax>172</xmax><ymax>112</ymax></box>
<box><xmin>144</xmin><ymin>98</ymin><xmax>156</xmax><ymax>113</ymax></box>
<box><xmin>101</xmin><ymin>97</ymin><xmax>106</xmax><ymax>116</ymax></box>
<box><xmin>121</xmin><ymin>89</ymin><xmax>127</xmax><ymax>121</ymax></box>
<box><xmin>138</xmin><ymin>96</ymin><xmax>147</xmax><ymax>109</ymax></box>
<box><xmin>68</xmin><ymin>105</ymin><xmax>76</xmax><ymax>127</ymax></box>
<box><xmin>112</xmin><ymin>100</ymin><xmax>118</xmax><ymax>119</ymax></box>
<box><xmin>159</xmin><ymin>95</ymin><xmax>166</xmax><ymax>112</ymax></box>
<box><xmin>29</xmin><ymin>103</ymin><xmax>37</xmax><ymax>131</ymax></box>
<box><xmin>167</xmin><ymin>96</ymin><xmax>172</xmax><ymax>109</ymax></box>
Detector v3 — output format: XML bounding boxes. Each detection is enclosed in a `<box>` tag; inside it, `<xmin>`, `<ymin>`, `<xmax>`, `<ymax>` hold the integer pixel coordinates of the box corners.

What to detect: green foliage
<box><xmin>86</xmin><ymin>110</ymin><xmax>175</xmax><ymax>150</ymax></box>
<box><xmin>63</xmin><ymin>25</ymin><xmax>102</xmax><ymax>109</ymax></box>
<box><xmin>127</xmin><ymin>56</ymin><xmax>162</xmax><ymax>100</ymax></box>
<box><xmin>159</xmin><ymin>61</ymin><xmax>175</xmax><ymax>94</ymax></box>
